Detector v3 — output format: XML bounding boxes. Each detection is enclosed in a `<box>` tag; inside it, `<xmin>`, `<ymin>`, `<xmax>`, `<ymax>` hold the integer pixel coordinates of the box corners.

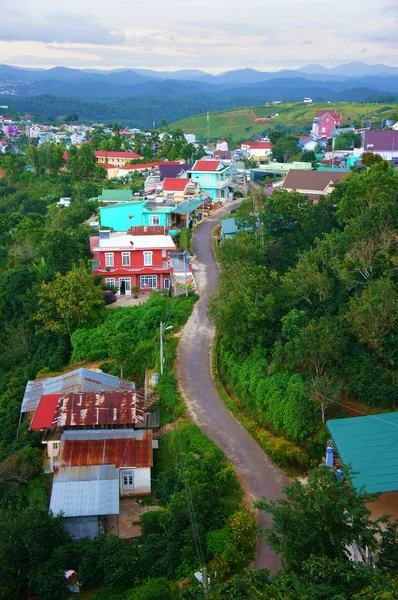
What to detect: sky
<box><xmin>0</xmin><ymin>0</ymin><xmax>397</xmax><ymax>72</ymax></box>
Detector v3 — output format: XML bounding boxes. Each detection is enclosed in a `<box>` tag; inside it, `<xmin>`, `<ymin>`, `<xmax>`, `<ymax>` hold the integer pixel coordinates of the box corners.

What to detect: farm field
<box><xmin>171</xmin><ymin>102</ymin><xmax>398</xmax><ymax>145</ymax></box>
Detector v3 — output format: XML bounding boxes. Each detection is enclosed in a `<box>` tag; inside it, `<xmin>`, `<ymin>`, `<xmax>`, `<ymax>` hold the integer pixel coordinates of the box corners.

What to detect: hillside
<box><xmin>171</xmin><ymin>102</ymin><xmax>398</xmax><ymax>143</ymax></box>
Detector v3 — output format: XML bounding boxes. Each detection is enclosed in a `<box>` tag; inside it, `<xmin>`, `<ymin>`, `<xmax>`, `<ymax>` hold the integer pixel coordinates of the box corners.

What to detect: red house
<box><xmin>311</xmin><ymin>110</ymin><xmax>342</xmax><ymax>139</ymax></box>
<box><xmin>91</xmin><ymin>230</ymin><xmax>175</xmax><ymax>294</ymax></box>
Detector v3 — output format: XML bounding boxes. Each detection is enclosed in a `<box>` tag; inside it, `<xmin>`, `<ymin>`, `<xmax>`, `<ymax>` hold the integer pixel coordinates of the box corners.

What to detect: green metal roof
<box><xmin>99</xmin><ymin>190</ymin><xmax>133</xmax><ymax>201</ymax></box>
<box><xmin>171</xmin><ymin>199</ymin><xmax>203</xmax><ymax>215</ymax></box>
<box><xmin>326</xmin><ymin>412</ymin><xmax>398</xmax><ymax>494</ymax></box>
<box><xmin>221</xmin><ymin>218</ymin><xmax>240</xmax><ymax>235</ymax></box>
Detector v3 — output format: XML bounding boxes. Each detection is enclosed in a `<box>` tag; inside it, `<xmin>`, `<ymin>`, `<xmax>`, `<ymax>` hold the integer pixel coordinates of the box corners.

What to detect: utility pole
<box><xmin>160</xmin><ymin>321</ymin><xmax>173</xmax><ymax>374</ymax></box>
<box><xmin>207</xmin><ymin>111</ymin><xmax>210</xmax><ymax>146</ymax></box>
<box><xmin>183</xmin><ymin>248</ymin><xmax>189</xmax><ymax>297</ymax></box>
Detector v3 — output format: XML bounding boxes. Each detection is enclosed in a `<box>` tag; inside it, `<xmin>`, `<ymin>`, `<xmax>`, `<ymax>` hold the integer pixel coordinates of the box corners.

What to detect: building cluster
<box><xmin>22</xmin><ymin>368</ymin><xmax>158</xmax><ymax>539</ymax></box>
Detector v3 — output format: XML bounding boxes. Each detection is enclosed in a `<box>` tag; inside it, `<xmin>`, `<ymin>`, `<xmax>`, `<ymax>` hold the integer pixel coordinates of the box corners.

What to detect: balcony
<box><xmin>95</xmin><ymin>262</ymin><xmax>170</xmax><ymax>274</ymax></box>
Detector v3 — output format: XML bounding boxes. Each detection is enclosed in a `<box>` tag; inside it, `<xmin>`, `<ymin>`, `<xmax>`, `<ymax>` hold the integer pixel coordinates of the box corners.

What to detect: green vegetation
<box><xmin>171</xmin><ymin>102</ymin><xmax>398</xmax><ymax>144</ymax></box>
<box><xmin>209</xmin><ymin>162</ymin><xmax>398</xmax><ymax>469</ymax></box>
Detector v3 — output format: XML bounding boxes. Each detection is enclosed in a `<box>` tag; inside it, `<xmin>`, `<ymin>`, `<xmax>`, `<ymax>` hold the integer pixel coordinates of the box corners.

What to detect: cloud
<box><xmin>0</xmin><ymin>9</ymin><xmax>126</xmax><ymax>45</ymax></box>
<box><xmin>361</xmin><ymin>47</ymin><xmax>368</xmax><ymax>54</ymax></box>
<box><xmin>302</xmin><ymin>40</ymin><xmax>313</xmax><ymax>45</ymax></box>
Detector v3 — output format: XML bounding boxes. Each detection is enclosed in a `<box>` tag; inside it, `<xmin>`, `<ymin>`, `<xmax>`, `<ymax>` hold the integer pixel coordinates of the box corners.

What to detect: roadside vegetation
<box><xmin>209</xmin><ymin>159</ymin><xmax>398</xmax><ymax>470</ymax></box>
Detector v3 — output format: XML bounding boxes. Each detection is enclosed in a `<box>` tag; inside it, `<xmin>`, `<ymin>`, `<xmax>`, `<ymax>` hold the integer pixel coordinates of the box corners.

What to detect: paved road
<box><xmin>176</xmin><ymin>203</ymin><xmax>290</xmax><ymax>572</ymax></box>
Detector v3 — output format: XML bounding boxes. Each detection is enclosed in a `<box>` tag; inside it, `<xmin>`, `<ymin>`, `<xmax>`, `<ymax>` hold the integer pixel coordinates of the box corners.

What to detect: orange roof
<box><xmin>0</xmin><ymin>169</ymin><xmax>6</xmax><ymax>179</ymax></box>
<box><xmin>59</xmin><ymin>431</ymin><xmax>153</xmax><ymax>468</ymax></box>
<box><xmin>95</xmin><ymin>151</ymin><xmax>143</xmax><ymax>159</ymax></box>
<box><xmin>242</xmin><ymin>141</ymin><xmax>272</xmax><ymax>149</ymax></box>
<box><xmin>314</xmin><ymin>110</ymin><xmax>342</xmax><ymax>120</ymax></box>
<box><xmin>192</xmin><ymin>160</ymin><xmax>224</xmax><ymax>172</ymax></box>
<box><xmin>163</xmin><ymin>178</ymin><xmax>191</xmax><ymax>191</ymax></box>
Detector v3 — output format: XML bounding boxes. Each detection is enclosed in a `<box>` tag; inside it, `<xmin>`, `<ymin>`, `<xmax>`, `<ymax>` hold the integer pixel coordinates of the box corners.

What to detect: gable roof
<box><xmin>21</xmin><ymin>368</ymin><xmax>135</xmax><ymax>414</ymax></box>
<box><xmin>163</xmin><ymin>177</ymin><xmax>191</xmax><ymax>192</ymax></box>
<box><xmin>326</xmin><ymin>412</ymin><xmax>398</xmax><ymax>494</ymax></box>
<box><xmin>158</xmin><ymin>163</ymin><xmax>191</xmax><ymax>180</ymax></box>
<box><xmin>30</xmin><ymin>391</ymin><xmax>145</xmax><ymax>430</ymax></box>
<box><xmin>314</xmin><ymin>110</ymin><xmax>342</xmax><ymax>121</ymax></box>
<box><xmin>242</xmin><ymin>141</ymin><xmax>272</xmax><ymax>149</ymax></box>
<box><xmin>363</xmin><ymin>130</ymin><xmax>398</xmax><ymax>152</ymax></box>
<box><xmin>282</xmin><ymin>169</ymin><xmax>346</xmax><ymax>193</ymax></box>
<box><xmin>192</xmin><ymin>160</ymin><xmax>226</xmax><ymax>172</ymax></box>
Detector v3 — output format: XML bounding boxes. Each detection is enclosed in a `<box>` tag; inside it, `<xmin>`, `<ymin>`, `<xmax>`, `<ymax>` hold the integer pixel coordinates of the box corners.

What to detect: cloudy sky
<box><xmin>0</xmin><ymin>0</ymin><xmax>397</xmax><ymax>72</ymax></box>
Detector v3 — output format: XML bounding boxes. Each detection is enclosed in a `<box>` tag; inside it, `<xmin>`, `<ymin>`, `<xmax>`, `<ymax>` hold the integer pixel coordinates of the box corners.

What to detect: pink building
<box><xmin>311</xmin><ymin>110</ymin><xmax>342</xmax><ymax>140</ymax></box>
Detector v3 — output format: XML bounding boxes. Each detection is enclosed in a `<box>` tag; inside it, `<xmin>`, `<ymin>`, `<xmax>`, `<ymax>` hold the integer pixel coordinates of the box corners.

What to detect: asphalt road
<box><xmin>176</xmin><ymin>203</ymin><xmax>290</xmax><ymax>572</ymax></box>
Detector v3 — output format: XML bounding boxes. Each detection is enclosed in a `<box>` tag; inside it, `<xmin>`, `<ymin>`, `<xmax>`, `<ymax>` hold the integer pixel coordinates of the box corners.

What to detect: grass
<box><xmin>171</xmin><ymin>101</ymin><xmax>398</xmax><ymax>145</ymax></box>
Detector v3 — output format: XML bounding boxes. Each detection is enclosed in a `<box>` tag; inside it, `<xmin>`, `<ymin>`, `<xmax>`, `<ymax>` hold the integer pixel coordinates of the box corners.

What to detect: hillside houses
<box><xmin>22</xmin><ymin>368</ymin><xmax>157</xmax><ymax>539</ymax></box>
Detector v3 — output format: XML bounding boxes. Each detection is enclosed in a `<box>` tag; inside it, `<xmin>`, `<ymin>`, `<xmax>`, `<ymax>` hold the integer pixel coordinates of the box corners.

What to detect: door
<box><xmin>119</xmin><ymin>278</ymin><xmax>131</xmax><ymax>296</ymax></box>
<box><xmin>122</xmin><ymin>470</ymin><xmax>134</xmax><ymax>491</ymax></box>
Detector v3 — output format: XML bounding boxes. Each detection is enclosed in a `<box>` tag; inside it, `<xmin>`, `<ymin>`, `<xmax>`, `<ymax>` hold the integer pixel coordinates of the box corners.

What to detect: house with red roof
<box><xmin>311</xmin><ymin>110</ymin><xmax>342</xmax><ymax>140</ymax></box>
<box><xmin>0</xmin><ymin>139</ymin><xmax>7</xmax><ymax>153</ymax></box>
<box><xmin>241</xmin><ymin>140</ymin><xmax>272</xmax><ymax>159</ymax></box>
<box><xmin>95</xmin><ymin>150</ymin><xmax>143</xmax><ymax>167</ymax></box>
<box><xmin>162</xmin><ymin>177</ymin><xmax>199</xmax><ymax>201</ymax></box>
<box><xmin>188</xmin><ymin>159</ymin><xmax>235</xmax><ymax>202</ymax></box>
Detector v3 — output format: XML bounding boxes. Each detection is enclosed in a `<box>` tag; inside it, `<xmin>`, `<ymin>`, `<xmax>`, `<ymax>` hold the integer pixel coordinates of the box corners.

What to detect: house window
<box><xmin>122</xmin><ymin>470</ymin><xmax>134</xmax><ymax>490</ymax></box>
<box><xmin>203</xmin><ymin>174</ymin><xmax>211</xmax><ymax>183</ymax></box>
<box><xmin>140</xmin><ymin>275</ymin><xmax>157</xmax><ymax>289</ymax></box>
<box><xmin>164</xmin><ymin>278</ymin><xmax>170</xmax><ymax>290</ymax></box>
<box><xmin>122</xmin><ymin>252</ymin><xmax>131</xmax><ymax>266</ymax></box>
<box><xmin>105</xmin><ymin>278</ymin><xmax>116</xmax><ymax>286</ymax></box>
<box><xmin>321</xmin><ymin>127</ymin><xmax>326</xmax><ymax>133</ymax></box>
<box><xmin>149</xmin><ymin>215</ymin><xmax>160</xmax><ymax>226</ymax></box>
<box><xmin>53</xmin><ymin>443</ymin><xmax>59</xmax><ymax>450</ymax></box>
<box><xmin>143</xmin><ymin>251</ymin><xmax>153</xmax><ymax>266</ymax></box>
<box><xmin>105</xmin><ymin>253</ymin><xmax>114</xmax><ymax>267</ymax></box>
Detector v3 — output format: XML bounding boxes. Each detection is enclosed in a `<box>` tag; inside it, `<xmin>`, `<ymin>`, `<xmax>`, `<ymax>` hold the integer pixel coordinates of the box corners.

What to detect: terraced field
<box><xmin>171</xmin><ymin>102</ymin><xmax>398</xmax><ymax>145</ymax></box>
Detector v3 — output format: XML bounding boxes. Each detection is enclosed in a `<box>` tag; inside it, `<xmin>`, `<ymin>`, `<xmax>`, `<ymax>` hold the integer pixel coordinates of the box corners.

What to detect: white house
<box><xmin>303</xmin><ymin>97</ymin><xmax>313</xmax><ymax>103</ymax></box>
<box><xmin>216</xmin><ymin>140</ymin><xmax>228</xmax><ymax>151</ymax></box>
<box><xmin>184</xmin><ymin>133</ymin><xmax>196</xmax><ymax>144</ymax></box>
<box><xmin>362</xmin><ymin>130</ymin><xmax>398</xmax><ymax>161</ymax></box>
<box><xmin>241</xmin><ymin>141</ymin><xmax>272</xmax><ymax>158</ymax></box>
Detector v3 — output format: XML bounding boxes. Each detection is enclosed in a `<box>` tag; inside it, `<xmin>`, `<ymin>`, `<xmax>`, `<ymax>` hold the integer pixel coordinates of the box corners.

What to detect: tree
<box><xmin>255</xmin><ymin>466</ymin><xmax>382</xmax><ymax>571</ymax></box>
<box><xmin>64</xmin><ymin>113</ymin><xmax>79</xmax><ymax>124</ymax></box>
<box><xmin>272</xmin><ymin>137</ymin><xmax>300</xmax><ymax>163</ymax></box>
<box><xmin>334</xmin><ymin>131</ymin><xmax>362</xmax><ymax>150</ymax></box>
<box><xmin>36</xmin><ymin>265</ymin><xmax>106</xmax><ymax>336</ymax></box>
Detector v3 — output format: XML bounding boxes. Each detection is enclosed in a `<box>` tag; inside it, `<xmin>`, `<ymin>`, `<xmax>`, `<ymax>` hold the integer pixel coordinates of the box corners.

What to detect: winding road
<box><xmin>176</xmin><ymin>203</ymin><xmax>290</xmax><ymax>573</ymax></box>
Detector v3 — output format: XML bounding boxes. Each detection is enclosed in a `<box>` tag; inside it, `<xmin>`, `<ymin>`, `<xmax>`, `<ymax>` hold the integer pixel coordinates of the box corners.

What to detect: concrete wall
<box><xmin>120</xmin><ymin>467</ymin><xmax>151</xmax><ymax>496</ymax></box>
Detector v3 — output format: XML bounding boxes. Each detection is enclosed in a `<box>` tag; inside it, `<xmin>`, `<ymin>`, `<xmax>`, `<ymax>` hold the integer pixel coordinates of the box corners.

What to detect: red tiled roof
<box><xmin>242</xmin><ymin>141</ymin><xmax>272</xmax><ymax>149</ymax></box>
<box><xmin>95</xmin><ymin>151</ymin><xmax>143</xmax><ymax>159</ymax></box>
<box><xmin>30</xmin><ymin>391</ymin><xmax>145</xmax><ymax>429</ymax></box>
<box><xmin>59</xmin><ymin>431</ymin><xmax>153</xmax><ymax>468</ymax></box>
<box><xmin>0</xmin><ymin>169</ymin><xmax>6</xmax><ymax>179</ymax></box>
<box><xmin>192</xmin><ymin>160</ymin><xmax>224</xmax><ymax>172</ymax></box>
<box><xmin>163</xmin><ymin>178</ymin><xmax>190</xmax><ymax>191</ymax></box>
<box><xmin>314</xmin><ymin>110</ymin><xmax>342</xmax><ymax>120</ymax></box>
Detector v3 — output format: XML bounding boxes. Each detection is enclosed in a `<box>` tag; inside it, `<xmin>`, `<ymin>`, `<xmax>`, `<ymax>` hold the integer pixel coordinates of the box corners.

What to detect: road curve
<box><xmin>176</xmin><ymin>203</ymin><xmax>290</xmax><ymax>573</ymax></box>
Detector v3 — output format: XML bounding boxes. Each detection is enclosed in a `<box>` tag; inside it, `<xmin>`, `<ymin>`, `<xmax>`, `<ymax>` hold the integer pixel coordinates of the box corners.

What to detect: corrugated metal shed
<box><xmin>62</xmin><ymin>429</ymin><xmax>146</xmax><ymax>440</ymax></box>
<box><xmin>54</xmin><ymin>465</ymin><xmax>119</xmax><ymax>482</ymax></box>
<box><xmin>326</xmin><ymin>412</ymin><xmax>398</xmax><ymax>494</ymax></box>
<box><xmin>30</xmin><ymin>391</ymin><xmax>145</xmax><ymax>429</ymax></box>
<box><xmin>50</xmin><ymin>479</ymin><xmax>119</xmax><ymax>517</ymax></box>
<box><xmin>58</xmin><ymin>430</ymin><xmax>153</xmax><ymax>468</ymax></box>
<box><xmin>21</xmin><ymin>368</ymin><xmax>136</xmax><ymax>414</ymax></box>
<box><xmin>171</xmin><ymin>199</ymin><xmax>203</xmax><ymax>215</ymax></box>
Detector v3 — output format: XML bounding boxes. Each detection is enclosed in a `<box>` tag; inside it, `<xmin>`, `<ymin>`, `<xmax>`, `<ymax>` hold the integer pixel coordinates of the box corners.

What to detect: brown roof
<box><xmin>58</xmin><ymin>430</ymin><xmax>153</xmax><ymax>468</ymax></box>
<box><xmin>282</xmin><ymin>169</ymin><xmax>347</xmax><ymax>193</ymax></box>
<box><xmin>314</xmin><ymin>110</ymin><xmax>342</xmax><ymax>120</ymax></box>
<box><xmin>31</xmin><ymin>391</ymin><xmax>145</xmax><ymax>429</ymax></box>
<box><xmin>128</xmin><ymin>225</ymin><xmax>168</xmax><ymax>236</ymax></box>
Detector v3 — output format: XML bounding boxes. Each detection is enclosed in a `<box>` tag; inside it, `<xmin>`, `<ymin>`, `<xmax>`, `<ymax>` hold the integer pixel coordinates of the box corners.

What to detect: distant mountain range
<box><xmin>1</xmin><ymin>62</ymin><xmax>397</xmax><ymax>128</ymax></box>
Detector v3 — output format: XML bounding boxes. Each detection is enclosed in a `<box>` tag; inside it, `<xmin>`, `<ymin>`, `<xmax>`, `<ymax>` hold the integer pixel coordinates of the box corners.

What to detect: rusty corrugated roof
<box><xmin>21</xmin><ymin>368</ymin><xmax>136</xmax><ymax>414</ymax></box>
<box><xmin>31</xmin><ymin>390</ymin><xmax>145</xmax><ymax>430</ymax></box>
<box><xmin>58</xmin><ymin>429</ymin><xmax>153</xmax><ymax>468</ymax></box>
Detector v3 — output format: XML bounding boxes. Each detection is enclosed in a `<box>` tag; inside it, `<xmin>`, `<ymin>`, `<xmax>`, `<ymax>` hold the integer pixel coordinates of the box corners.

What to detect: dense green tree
<box><xmin>255</xmin><ymin>466</ymin><xmax>382</xmax><ymax>571</ymax></box>
<box><xmin>334</xmin><ymin>131</ymin><xmax>362</xmax><ymax>150</ymax></box>
<box><xmin>36</xmin><ymin>265</ymin><xmax>106</xmax><ymax>336</ymax></box>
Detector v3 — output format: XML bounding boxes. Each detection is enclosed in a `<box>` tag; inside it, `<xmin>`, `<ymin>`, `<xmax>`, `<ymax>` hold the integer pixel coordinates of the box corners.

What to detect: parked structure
<box><xmin>91</xmin><ymin>230</ymin><xmax>175</xmax><ymax>294</ymax></box>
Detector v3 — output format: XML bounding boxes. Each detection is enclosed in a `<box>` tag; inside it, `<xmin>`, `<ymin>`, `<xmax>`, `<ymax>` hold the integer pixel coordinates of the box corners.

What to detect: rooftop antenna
<box><xmin>207</xmin><ymin>111</ymin><xmax>210</xmax><ymax>146</ymax></box>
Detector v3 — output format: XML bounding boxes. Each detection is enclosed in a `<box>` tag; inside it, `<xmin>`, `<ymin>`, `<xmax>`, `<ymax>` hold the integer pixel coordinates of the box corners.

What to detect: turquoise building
<box><xmin>99</xmin><ymin>201</ymin><xmax>176</xmax><ymax>231</ymax></box>
<box><xmin>188</xmin><ymin>160</ymin><xmax>236</xmax><ymax>202</ymax></box>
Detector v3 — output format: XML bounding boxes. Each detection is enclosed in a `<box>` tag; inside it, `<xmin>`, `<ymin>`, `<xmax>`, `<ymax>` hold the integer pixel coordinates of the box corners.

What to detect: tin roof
<box><xmin>21</xmin><ymin>368</ymin><xmax>135</xmax><ymax>414</ymax></box>
<box><xmin>326</xmin><ymin>412</ymin><xmax>398</xmax><ymax>494</ymax></box>
<box><xmin>58</xmin><ymin>429</ymin><xmax>153</xmax><ymax>468</ymax></box>
<box><xmin>54</xmin><ymin>464</ymin><xmax>119</xmax><ymax>482</ymax></box>
<box><xmin>30</xmin><ymin>391</ymin><xmax>145</xmax><ymax>430</ymax></box>
<box><xmin>50</xmin><ymin>479</ymin><xmax>119</xmax><ymax>517</ymax></box>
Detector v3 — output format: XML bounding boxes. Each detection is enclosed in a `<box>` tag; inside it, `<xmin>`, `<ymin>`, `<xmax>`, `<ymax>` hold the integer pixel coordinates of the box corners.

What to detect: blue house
<box><xmin>99</xmin><ymin>200</ymin><xmax>176</xmax><ymax>231</ymax></box>
<box><xmin>188</xmin><ymin>160</ymin><xmax>236</xmax><ymax>202</ymax></box>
